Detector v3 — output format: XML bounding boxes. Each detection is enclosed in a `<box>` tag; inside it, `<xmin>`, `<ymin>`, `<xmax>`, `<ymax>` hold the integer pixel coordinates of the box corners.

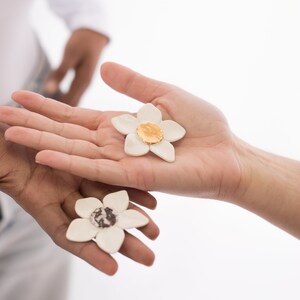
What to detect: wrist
<box><xmin>230</xmin><ymin>138</ymin><xmax>262</xmax><ymax>204</ymax></box>
<box><xmin>232</xmin><ymin>138</ymin><xmax>300</xmax><ymax>238</ymax></box>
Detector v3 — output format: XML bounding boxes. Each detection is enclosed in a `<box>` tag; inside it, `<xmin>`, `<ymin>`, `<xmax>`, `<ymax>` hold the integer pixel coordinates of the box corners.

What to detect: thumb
<box><xmin>100</xmin><ymin>62</ymin><xmax>172</xmax><ymax>104</ymax></box>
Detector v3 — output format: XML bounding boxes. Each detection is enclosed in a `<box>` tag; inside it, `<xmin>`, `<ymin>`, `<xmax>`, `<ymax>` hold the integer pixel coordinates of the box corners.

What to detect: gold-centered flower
<box><xmin>136</xmin><ymin>122</ymin><xmax>164</xmax><ymax>144</ymax></box>
<box><xmin>111</xmin><ymin>103</ymin><xmax>186</xmax><ymax>162</ymax></box>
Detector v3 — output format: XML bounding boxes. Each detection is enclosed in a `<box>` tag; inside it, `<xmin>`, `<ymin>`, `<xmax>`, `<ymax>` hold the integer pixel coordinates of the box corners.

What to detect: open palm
<box><xmin>0</xmin><ymin>128</ymin><xmax>158</xmax><ymax>275</ymax></box>
<box><xmin>0</xmin><ymin>62</ymin><xmax>242</xmax><ymax>201</ymax></box>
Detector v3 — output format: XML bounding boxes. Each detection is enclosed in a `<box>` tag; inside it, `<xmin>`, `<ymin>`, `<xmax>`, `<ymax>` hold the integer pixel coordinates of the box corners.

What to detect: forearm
<box><xmin>233</xmin><ymin>138</ymin><xmax>300</xmax><ymax>238</ymax></box>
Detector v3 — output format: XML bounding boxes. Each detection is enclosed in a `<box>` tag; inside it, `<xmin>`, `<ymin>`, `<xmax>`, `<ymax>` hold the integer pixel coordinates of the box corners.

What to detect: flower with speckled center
<box><xmin>66</xmin><ymin>190</ymin><xmax>149</xmax><ymax>254</ymax></box>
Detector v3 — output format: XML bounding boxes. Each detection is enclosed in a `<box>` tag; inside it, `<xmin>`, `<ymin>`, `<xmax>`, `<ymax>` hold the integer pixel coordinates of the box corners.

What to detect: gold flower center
<box><xmin>136</xmin><ymin>122</ymin><xmax>163</xmax><ymax>144</ymax></box>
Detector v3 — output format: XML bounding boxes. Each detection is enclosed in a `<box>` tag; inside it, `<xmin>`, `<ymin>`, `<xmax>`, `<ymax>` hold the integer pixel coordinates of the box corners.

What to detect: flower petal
<box><xmin>137</xmin><ymin>103</ymin><xmax>162</xmax><ymax>124</ymax></box>
<box><xmin>111</xmin><ymin>114</ymin><xmax>139</xmax><ymax>135</ymax></box>
<box><xmin>66</xmin><ymin>219</ymin><xmax>98</xmax><ymax>242</ymax></box>
<box><xmin>125</xmin><ymin>133</ymin><xmax>149</xmax><ymax>156</ymax></box>
<box><xmin>160</xmin><ymin>120</ymin><xmax>186</xmax><ymax>142</ymax></box>
<box><xmin>103</xmin><ymin>190</ymin><xmax>129</xmax><ymax>213</ymax></box>
<box><xmin>75</xmin><ymin>197</ymin><xmax>103</xmax><ymax>218</ymax></box>
<box><xmin>117</xmin><ymin>209</ymin><xmax>149</xmax><ymax>229</ymax></box>
<box><xmin>95</xmin><ymin>227</ymin><xmax>125</xmax><ymax>254</ymax></box>
<box><xmin>150</xmin><ymin>140</ymin><xmax>175</xmax><ymax>162</ymax></box>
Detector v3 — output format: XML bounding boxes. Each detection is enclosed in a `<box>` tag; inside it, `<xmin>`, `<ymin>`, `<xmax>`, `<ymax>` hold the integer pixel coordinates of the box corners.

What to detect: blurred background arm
<box><xmin>44</xmin><ymin>0</ymin><xmax>110</xmax><ymax>106</ymax></box>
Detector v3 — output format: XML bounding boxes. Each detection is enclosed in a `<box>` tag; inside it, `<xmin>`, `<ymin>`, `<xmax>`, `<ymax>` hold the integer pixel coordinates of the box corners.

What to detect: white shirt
<box><xmin>0</xmin><ymin>0</ymin><xmax>109</xmax><ymax>104</ymax></box>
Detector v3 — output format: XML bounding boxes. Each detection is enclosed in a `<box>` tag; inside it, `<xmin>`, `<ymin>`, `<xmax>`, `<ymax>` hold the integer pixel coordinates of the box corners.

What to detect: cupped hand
<box><xmin>0</xmin><ymin>129</ymin><xmax>159</xmax><ymax>275</ymax></box>
<box><xmin>0</xmin><ymin>62</ymin><xmax>242</xmax><ymax>200</ymax></box>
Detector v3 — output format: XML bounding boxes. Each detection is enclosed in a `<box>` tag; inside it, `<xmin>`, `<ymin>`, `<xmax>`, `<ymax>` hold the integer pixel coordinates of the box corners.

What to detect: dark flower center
<box><xmin>89</xmin><ymin>207</ymin><xmax>117</xmax><ymax>228</ymax></box>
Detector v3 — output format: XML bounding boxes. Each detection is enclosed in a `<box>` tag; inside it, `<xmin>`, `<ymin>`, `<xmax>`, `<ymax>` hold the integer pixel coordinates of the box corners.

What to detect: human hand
<box><xmin>0</xmin><ymin>128</ymin><xmax>158</xmax><ymax>275</ymax></box>
<box><xmin>0</xmin><ymin>62</ymin><xmax>242</xmax><ymax>201</ymax></box>
<box><xmin>44</xmin><ymin>29</ymin><xmax>108</xmax><ymax>106</ymax></box>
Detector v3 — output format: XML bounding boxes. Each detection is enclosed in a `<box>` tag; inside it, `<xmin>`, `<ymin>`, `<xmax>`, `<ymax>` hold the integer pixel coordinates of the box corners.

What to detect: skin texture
<box><xmin>1</xmin><ymin>62</ymin><xmax>300</xmax><ymax>239</ymax></box>
<box><xmin>0</xmin><ymin>126</ymin><xmax>159</xmax><ymax>275</ymax></box>
<box><xmin>44</xmin><ymin>29</ymin><xmax>108</xmax><ymax>106</ymax></box>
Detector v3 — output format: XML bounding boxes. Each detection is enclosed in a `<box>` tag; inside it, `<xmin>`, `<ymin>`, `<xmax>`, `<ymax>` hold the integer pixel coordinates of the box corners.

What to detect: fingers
<box><xmin>61</xmin><ymin>59</ymin><xmax>95</xmax><ymax>106</ymax></box>
<box><xmin>57</xmin><ymin>192</ymin><xmax>156</xmax><ymax>268</ymax></box>
<box><xmin>79</xmin><ymin>181</ymin><xmax>159</xmax><ymax>237</ymax></box>
<box><xmin>5</xmin><ymin>126</ymin><xmax>103</xmax><ymax>158</ymax></box>
<box><xmin>56</xmin><ymin>177</ymin><xmax>159</xmax><ymax>241</ymax></box>
<box><xmin>119</xmin><ymin>232</ymin><xmax>155</xmax><ymax>266</ymax></box>
<box><xmin>33</xmin><ymin>202</ymin><xmax>119</xmax><ymax>275</ymax></box>
<box><xmin>5</xmin><ymin>125</ymin><xmax>126</xmax><ymax>161</ymax></box>
<box><xmin>36</xmin><ymin>151</ymin><xmax>134</xmax><ymax>187</ymax></box>
<box><xmin>36</xmin><ymin>149</ymin><xmax>155</xmax><ymax>193</ymax></box>
<box><xmin>52</xmin><ymin>29</ymin><xmax>107</xmax><ymax>106</ymax></box>
<box><xmin>126</xmin><ymin>188</ymin><xmax>157</xmax><ymax>210</ymax></box>
<box><xmin>36</xmin><ymin>196</ymin><xmax>156</xmax><ymax>273</ymax></box>
<box><xmin>78</xmin><ymin>181</ymin><xmax>159</xmax><ymax>240</ymax></box>
<box><xmin>43</xmin><ymin>41</ymin><xmax>80</xmax><ymax>96</ymax></box>
<box><xmin>11</xmin><ymin>91</ymin><xmax>102</xmax><ymax>129</ymax></box>
<box><xmin>100</xmin><ymin>62</ymin><xmax>173</xmax><ymax>103</ymax></box>
<box><xmin>0</xmin><ymin>106</ymin><xmax>95</xmax><ymax>143</ymax></box>
<box><xmin>127</xmin><ymin>202</ymin><xmax>160</xmax><ymax>240</ymax></box>
<box><xmin>43</xmin><ymin>59</ymin><xmax>71</xmax><ymax>96</ymax></box>
<box><xmin>54</xmin><ymin>225</ymin><xmax>119</xmax><ymax>275</ymax></box>
<box><xmin>80</xmin><ymin>181</ymin><xmax>157</xmax><ymax>210</ymax></box>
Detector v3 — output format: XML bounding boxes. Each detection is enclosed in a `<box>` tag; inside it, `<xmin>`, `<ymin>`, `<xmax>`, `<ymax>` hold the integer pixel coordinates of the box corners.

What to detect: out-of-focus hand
<box><xmin>0</xmin><ymin>128</ymin><xmax>158</xmax><ymax>275</ymax></box>
<box><xmin>44</xmin><ymin>29</ymin><xmax>108</xmax><ymax>106</ymax></box>
<box><xmin>0</xmin><ymin>62</ymin><xmax>242</xmax><ymax>201</ymax></box>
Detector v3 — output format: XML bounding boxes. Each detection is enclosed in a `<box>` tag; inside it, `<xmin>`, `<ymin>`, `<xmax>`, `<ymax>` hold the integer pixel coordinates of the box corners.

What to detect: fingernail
<box><xmin>35</xmin><ymin>157</ymin><xmax>43</xmax><ymax>165</ymax></box>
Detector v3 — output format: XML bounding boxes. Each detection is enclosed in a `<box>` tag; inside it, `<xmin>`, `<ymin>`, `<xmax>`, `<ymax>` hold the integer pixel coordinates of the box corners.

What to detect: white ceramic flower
<box><xmin>111</xmin><ymin>103</ymin><xmax>186</xmax><ymax>162</ymax></box>
<box><xmin>66</xmin><ymin>190</ymin><xmax>149</xmax><ymax>254</ymax></box>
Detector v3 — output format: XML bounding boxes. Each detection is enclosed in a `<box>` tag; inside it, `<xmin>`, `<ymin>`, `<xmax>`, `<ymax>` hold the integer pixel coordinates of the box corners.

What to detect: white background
<box><xmin>30</xmin><ymin>1</ymin><xmax>300</xmax><ymax>299</ymax></box>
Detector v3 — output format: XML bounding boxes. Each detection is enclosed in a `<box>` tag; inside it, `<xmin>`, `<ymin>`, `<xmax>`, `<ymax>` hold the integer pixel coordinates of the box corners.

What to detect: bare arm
<box><xmin>234</xmin><ymin>139</ymin><xmax>300</xmax><ymax>238</ymax></box>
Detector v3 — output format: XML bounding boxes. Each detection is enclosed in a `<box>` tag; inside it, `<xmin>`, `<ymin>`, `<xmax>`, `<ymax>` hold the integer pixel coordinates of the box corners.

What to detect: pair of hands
<box><xmin>0</xmin><ymin>62</ymin><xmax>243</xmax><ymax>202</ymax></box>
<box><xmin>43</xmin><ymin>29</ymin><xmax>108</xmax><ymax>106</ymax></box>
<box><xmin>0</xmin><ymin>62</ymin><xmax>244</xmax><ymax>274</ymax></box>
<box><xmin>5</xmin><ymin>61</ymin><xmax>298</xmax><ymax>272</ymax></box>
